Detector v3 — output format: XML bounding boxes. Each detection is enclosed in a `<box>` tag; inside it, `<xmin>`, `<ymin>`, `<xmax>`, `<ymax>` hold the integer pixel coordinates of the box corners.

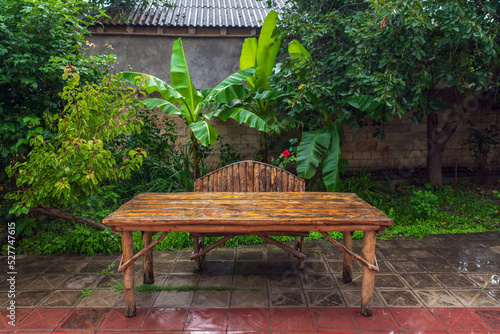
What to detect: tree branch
<box><xmin>32</xmin><ymin>205</ymin><xmax>118</xmax><ymax>235</ymax></box>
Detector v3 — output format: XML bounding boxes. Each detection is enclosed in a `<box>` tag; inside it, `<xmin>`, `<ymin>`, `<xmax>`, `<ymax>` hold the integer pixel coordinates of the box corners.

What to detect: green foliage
<box><xmin>462</xmin><ymin>121</ymin><xmax>499</xmax><ymax>184</ymax></box>
<box><xmin>339</xmin><ymin>170</ymin><xmax>388</xmax><ymax>203</ymax></box>
<box><xmin>409</xmin><ymin>188</ymin><xmax>440</xmax><ymax>220</ymax></box>
<box><xmin>5</xmin><ymin>73</ymin><xmax>145</xmax><ymax>216</ymax></box>
<box><xmin>121</xmin><ymin>38</ymin><xmax>264</xmax><ymax>177</ymax></box>
<box><xmin>272</xmin><ymin>0</ymin><xmax>500</xmax><ymax>184</ymax></box>
<box><xmin>82</xmin><ymin>288</ymin><xmax>93</xmax><ymax>297</ymax></box>
<box><xmin>0</xmin><ymin>0</ymin><xmax>115</xmax><ymax>183</ymax></box>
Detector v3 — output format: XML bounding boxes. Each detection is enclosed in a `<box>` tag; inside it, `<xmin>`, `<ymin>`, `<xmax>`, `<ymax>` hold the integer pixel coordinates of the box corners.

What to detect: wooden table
<box><xmin>103</xmin><ymin>192</ymin><xmax>393</xmax><ymax>317</ymax></box>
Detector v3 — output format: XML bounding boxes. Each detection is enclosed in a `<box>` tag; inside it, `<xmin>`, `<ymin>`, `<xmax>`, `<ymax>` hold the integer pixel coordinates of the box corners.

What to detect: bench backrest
<box><xmin>194</xmin><ymin>160</ymin><xmax>305</xmax><ymax>192</ymax></box>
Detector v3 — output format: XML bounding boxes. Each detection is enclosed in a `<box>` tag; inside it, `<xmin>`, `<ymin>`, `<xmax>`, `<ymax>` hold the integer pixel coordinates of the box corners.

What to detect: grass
<box><xmin>4</xmin><ymin>179</ymin><xmax>499</xmax><ymax>255</ymax></box>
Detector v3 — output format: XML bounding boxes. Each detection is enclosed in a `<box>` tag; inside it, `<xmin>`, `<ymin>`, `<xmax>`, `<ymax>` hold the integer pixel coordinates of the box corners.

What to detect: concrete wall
<box><xmin>88</xmin><ymin>34</ymin><xmax>245</xmax><ymax>89</ymax></box>
<box><xmin>87</xmin><ymin>33</ymin><xmax>500</xmax><ymax>175</ymax></box>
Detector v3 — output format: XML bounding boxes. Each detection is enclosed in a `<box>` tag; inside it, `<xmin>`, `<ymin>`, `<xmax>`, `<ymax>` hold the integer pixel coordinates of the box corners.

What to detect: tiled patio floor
<box><xmin>1</xmin><ymin>232</ymin><xmax>499</xmax><ymax>333</ymax></box>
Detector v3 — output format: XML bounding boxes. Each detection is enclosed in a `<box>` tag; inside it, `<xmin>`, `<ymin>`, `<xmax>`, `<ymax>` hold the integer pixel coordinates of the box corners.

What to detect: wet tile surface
<box><xmin>7</xmin><ymin>232</ymin><xmax>500</xmax><ymax>332</ymax></box>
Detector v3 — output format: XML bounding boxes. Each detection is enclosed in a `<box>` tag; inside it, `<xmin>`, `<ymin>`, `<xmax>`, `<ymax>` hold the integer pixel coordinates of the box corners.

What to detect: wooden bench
<box><xmin>191</xmin><ymin>160</ymin><xmax>308</xmax><ymax>270</ymax></box>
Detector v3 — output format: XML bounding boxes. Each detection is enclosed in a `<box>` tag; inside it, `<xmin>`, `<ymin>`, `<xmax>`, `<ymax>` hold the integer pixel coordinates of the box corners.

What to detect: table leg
<box><xmin>342</xmin><ymin>231</ymin><xmax>353</xmax><ymax>283</ymax></box>
<box><xmin>142</xmin><ymin>231</ymin><xmax>154</xmax><ymax>284</ymax></box>
<box><xmin>360</xmin><ymin>230</ymin><xmax>376</xmax><ymax>317</ymax></box>
<box><xmin>121</xmin><ymin>231</ymin><xmax>137</xmax><ymax>318</ymax></box>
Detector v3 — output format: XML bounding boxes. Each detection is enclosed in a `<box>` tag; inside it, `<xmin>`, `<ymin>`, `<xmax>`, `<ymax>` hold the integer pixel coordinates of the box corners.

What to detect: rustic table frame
<box><xmin>103</xmin><ymin>192</ymin><xmax>393</xmax><ymax>318</ymax></box>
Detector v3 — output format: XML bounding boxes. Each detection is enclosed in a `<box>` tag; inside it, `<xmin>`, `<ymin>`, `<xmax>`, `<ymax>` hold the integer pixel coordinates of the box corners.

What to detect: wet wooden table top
<box><xmin>103</xmin><ymin>192</ymin><xmax>393</xmax><ymax>233</ymax></box>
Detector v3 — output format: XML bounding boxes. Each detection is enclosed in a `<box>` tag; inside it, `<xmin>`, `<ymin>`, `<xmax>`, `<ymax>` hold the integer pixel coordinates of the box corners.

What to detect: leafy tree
<box><xmin>5</xmin><ymin>72</ymin><xmax>145</xmax><ymax>231</ymax></box>
<box><xmin>0</xmin><ymin>0</ymin><xmax>115</xmax><ymax>184</ymax></box>
<box><xmin>121</xmin><ymin>38</ymin><xmax>269</xmax><ymax>179</ymax></box>
<box><xmin>273</xmin><ymin>0</ymin><xmax>500</xmax><ymax>185</ymax></box>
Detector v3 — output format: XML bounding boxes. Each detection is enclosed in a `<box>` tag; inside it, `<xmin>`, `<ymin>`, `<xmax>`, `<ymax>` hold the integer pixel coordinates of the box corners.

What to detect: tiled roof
<box><xmin>97</xmin><ymin>0</ymin><xmax>285</xmax><ymax>28</ymax></box>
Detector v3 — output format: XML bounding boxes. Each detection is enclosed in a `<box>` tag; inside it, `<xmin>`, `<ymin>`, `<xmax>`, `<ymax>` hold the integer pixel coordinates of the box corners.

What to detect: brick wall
<box><xmin>154</xmin><ymin>106</ymin><xmax>499</xmax><ymax>173</ymax></box>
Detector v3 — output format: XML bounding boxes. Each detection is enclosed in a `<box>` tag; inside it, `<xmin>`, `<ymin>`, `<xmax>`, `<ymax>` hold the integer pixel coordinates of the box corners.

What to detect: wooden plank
<box><xmin>221</xmin><ymin>166</ymin><xmax>227</xmax><ymax>192</ymax></box>
<box><xmin>202</xmin><ymin>177</ymin><xmax>209</xmax><ymax>193</ymax></box>
<box><xmin>194</xmin><ymin>179</ymin><xmax>202</xmax><ymax>192</ymax></box>
<box><xmin>217</xmin><ymin>170</ymin><xmax>222</xmax><ymax>191</ymax></box>
<box><xmin>288</xmin><ymin>175</ymin><xmax>295</xmax><ymax>192</ymax></box>
<box><xmin>121</xmin><ymin>231</ymin><xmax>136</xmax><ymax>318</ymax></box>
<box><xmin>270</xmin><ymin>167</ymin><xmax>277</xmax><ymax>192</ymax></box>
<box><xmin>112</xmin><ymin>224</ymin><xmax>382</xmax><ymax>234</ymax></box>
<box><xmin>227</xmin><ymin>164</ymin><xmax>234</xmax><ymax>192</ymax></box>
<box><xmin>234</xmin><ymin>165</ymin><xmax>240</xmax><ymax>192</ymax></box>
<box><xmin>265</xmin><ymin>166</ymin><xmax>271</xmax><ymax>192</ymax></box>
<box><xmin>277</xmin><ymin>171</ymin><xmax>282</xmax><ymax>192</ymax></box>
<box><xmin>247</xmin><ymin>161</ymin><xmax>254</xmax><ymax>192</ymax></box>
<box><xmin>254</xmin><ymin>163</ymin><xmax>261</xmax><ymax>191</ymax></box>
<box><xmin>209</xmin><ymin>174</ymin><xmax>214</xmax><ymax>192</ymax></box>
<box><xmin>260</xmin><ymin>164</ymin><xmax>266</xmax><ymax>191</ymax></box>
<box><xmin>239</xmin><ymin>162</ymin><xmax>246</xmax><ymax>191</ymax></box>
<box><xmin>190</xmin><ymin>231</ymin><xmax>309</xmax><ymax>237</ymax></box>
<box><xmin>282</xmin><ymin>172</ymin><xmax>288</xmax><ymax>191</ymax></box>
<box><xmin>294</xmin><ymin>177</ymin><xmax>301</xmax><ymax>192</ymax></box>
<box><xmin>361</xmin><ymin>230</ymin><xmax>377</xmax><ymax>317</ymax></box>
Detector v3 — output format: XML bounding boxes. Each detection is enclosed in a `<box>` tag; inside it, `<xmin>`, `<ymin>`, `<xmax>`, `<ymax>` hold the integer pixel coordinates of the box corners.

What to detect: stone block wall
<box><xmin>155</xmin><ymin>106</ymin><xmax>499</xmax><ymax>173</ymax></box>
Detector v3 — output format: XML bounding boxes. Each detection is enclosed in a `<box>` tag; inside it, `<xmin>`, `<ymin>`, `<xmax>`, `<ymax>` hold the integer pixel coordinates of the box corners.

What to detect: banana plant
<box><xmin>288</xmin><ymin>38</ymin><xmax>347</xmax><ymax>192</ymax></box>
<box><xmin>209</xmin><ymin>10</ymin><xmax>305</xmax><ymax>162</ymax></box>
<box><xmin>121</xmin><ymin>38</ymin><xmax>269</xmax><ymax>179</ymax></box>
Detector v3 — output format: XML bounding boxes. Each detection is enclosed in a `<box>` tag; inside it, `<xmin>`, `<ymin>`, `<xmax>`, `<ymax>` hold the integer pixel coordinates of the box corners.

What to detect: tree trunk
<box><xmin>32</xmin><ymin>205</ymin><xmax>118</xmax><ymax>234</ymax></box>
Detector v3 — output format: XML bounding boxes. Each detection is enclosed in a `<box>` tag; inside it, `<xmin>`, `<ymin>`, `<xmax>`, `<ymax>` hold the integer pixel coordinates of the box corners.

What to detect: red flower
<box><xmin>282</xmin><ymin>149</ymin><xmax>290</xmax><ymax>158</ymax></box>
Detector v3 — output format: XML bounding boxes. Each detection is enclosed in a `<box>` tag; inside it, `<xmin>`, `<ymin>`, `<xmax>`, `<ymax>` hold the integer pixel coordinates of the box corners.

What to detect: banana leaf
<box><xmin>188</xmin><ymin>121</ymin><xmax>218</xmax><ymax>146</ymax></box>
<box><xmin>296</xmin><ymin>128</ymin><xmax>331</xmax><ymax>179</ymax></box>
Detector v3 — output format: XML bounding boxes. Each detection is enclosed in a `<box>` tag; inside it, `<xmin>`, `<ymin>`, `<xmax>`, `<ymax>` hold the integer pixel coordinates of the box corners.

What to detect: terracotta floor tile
<box><xmin>141</xmin><ymin>308</ymin><xmax>188</xmax><ymax>331</ymax></box>
<box><xmin>56</xmin><ymin>308</ymin><xmax>110</xmax><ymax>331</ymax></box>
<box><xmin>116</xmin><ymin>291</ymin><xmax>158</xmax><ymax>309</ymax></box>
<box><xmin>154</xmin><ymin>290</ymin><xmax>194</xmax><ymax>308</ymax></box>
<box><xmin>414</xmin><ymin>289</ymin><xmax>464</xmax><ymax>308</ymax></box>
<box><xmin>230</xmin><ymin>289</ymin><xmax>269</xmax><ymax>308</ymax></box>
<box><xmin>341</xmin><ymin>289</ymin><xmax>385</xmax><ymax>308</ymax></box>
<box><xmin>6</xmin><ymin>290</ymin><xmax>51</xmax><ymax>308</ymax></box>
<box><xmin>15</xmin><ymin>308</ymin><xmax>70</xmax><ymax>331</ymax></box>
<box><xmin>451</xmin><ymin>289</ymin><xmax>500</xmax><ymax>307</ymax></box>
<box><xmin>390</xmin><ymin>308</ymin><xmax>446</xmax><ymax>331</ymax></box>
<box><xmin>234</xmin><ymin>261</ymin><xmax>266</xmax><ymax>274</ymax></box>
<box><xmin>470</xmin><ymin>308</ymin><xmax>500</xmax><ymax>330</ymax></box>
<box><xmin>98</xmin><ymin>308</ymin><xmax>149</xmax><ymax>330</ymax></box>
<box><xmin>310</xmin><ymin>308</ymin><xmax>357</xmax><ymax>331</ymax></box>
<box><xmin>233</xmin><ymin>273</ymin><xmax>267</xmax><ymax>289</ymax></box>
<box><xmin>0</xmin><ymin>308</ymin><xmax>32</xmax><ymax>330</ymax></box>
<box><xmin>39</xmin><ymin>290</ymin><xmax>83</xmax><ymax>308</ymax></box>
<box><xmin>182</xmin><ymin>331</ymin><xmax>224</xmax><ymax>334</ymax></box>
<box><xmin>227</xmin><ymin>331</ymin><xmax>269</xmax><ymax>334</ymax></box>
<box><xmin>400</xmin><ymin>273</ymin><xmax>444</xmax><ymax>289</ymax></box>
<box><xmin>191</xmin><ymin>290</ymin><xmax>231</xmax><ymax>308</ymax></box>
<box><xmin>22</xmin><ymin>274</ymin><xmax>70</xmax><ymax>290</ymax></box>
<box><xmin>305</xmin><ymin>289</ymin><xmax>345</xmax><ymax>307</ymax></box>
<box><xmin>270</xmin><ymin>308</ymin><xmax>313</xmax><ymax>331</ymax></box>
<box><xmin>77</xmin><ymin>289</ymin><xmax>122</xmax><ymax>308</ymax></box>
<box><xmin>269</xmin><ymin>290</ymin><xmax>306</xmax><ymax>307</ymax></box>
<box><xmin>351</xmin><ymin>307</ymin><xmax>400</xmax><ymax>331</ymax></box>
<box><xmin>430</xmin><ymin>308</ymin><xmax>490</xmax><ymax>331</ymax></box>
<box><xmin>184</xmin><ymin>308</ymin><xmax>229</xmax><ymax>331</ymax></box>
<box><xmin>377</xmin><ymin>289</ymin><xmax>423</xmax><ymax>307</ymax></box>
<box><xmin>227</xmin><ymin>308</ymin><xmax>270</xmax><ymax>331</ymax></box>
